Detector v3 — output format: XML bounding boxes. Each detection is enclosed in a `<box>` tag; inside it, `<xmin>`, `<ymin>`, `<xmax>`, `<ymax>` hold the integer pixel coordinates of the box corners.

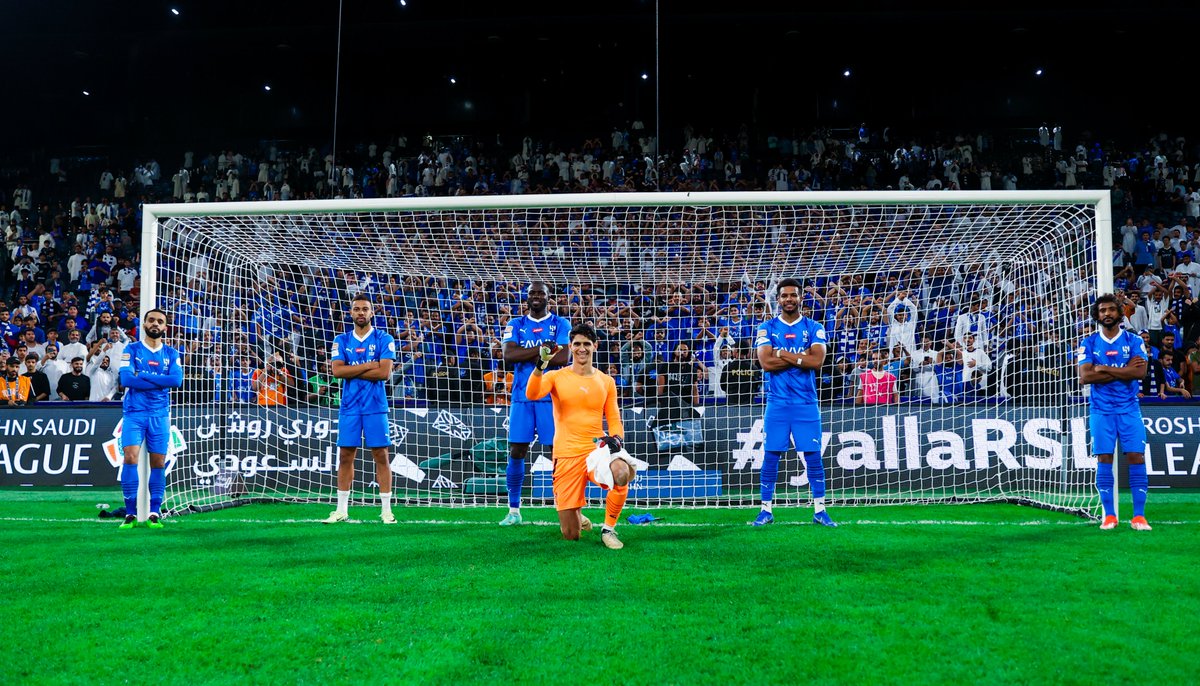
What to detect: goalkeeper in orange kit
<box><xmin>525</xmin><ymin>323</ymin><xmax>635</xmax><ymax>550</ymax></box>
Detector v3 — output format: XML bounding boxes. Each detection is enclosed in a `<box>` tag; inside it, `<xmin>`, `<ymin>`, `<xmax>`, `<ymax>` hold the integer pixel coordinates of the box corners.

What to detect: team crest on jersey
<box><xmin>1121</xmin><ymin>346</ymin><xmax>1130</xmax><ymax>354</ymax></box>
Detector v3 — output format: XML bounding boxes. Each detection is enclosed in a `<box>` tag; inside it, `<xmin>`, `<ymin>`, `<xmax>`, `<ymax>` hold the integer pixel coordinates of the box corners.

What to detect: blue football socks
<box><xmin>1096</xmin><ymin>462</ymin><xmax>1115</xmax><ymax>517</ymax></box>
<box><xmin>1128</xmin><ymin>462</ymin><xmax>1148</xmax><ymax>518</ymax></box>
<box><xmin>505</xmin><ymin>457</ymin><xmax>525</xmax><ymax>510</ymax></box>
<box><xmin>149</xmin><ymin>467</ymin><xmax>166</xmax><ymax>515</ymax></box>
<box><xmin>121</xmin><ymin>464</ymin><xmax>139</xmax><ymax>517</ymax></box>
<box><xmin>760</xmin><ymin>450</ymin><xmax>782</xmax><ymax>505</ymax></box>
<box><xmin>804</xmin><ymin>452</ymin><xmax>826</xmax><ymax>500</ymax></box>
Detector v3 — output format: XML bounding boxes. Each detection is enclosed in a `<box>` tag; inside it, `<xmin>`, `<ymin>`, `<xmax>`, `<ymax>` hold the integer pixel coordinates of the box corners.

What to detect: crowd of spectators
<box><xmin>3</xmin><ymin>122</ymin><xmax>1200</xmax><ymax>408</ymax></box>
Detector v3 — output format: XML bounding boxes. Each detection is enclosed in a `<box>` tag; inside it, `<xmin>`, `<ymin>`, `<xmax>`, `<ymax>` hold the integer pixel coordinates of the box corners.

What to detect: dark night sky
<box><xmin>3</xmin><ymin>1</ymin><xmax>1196</xmax><ymax>157</ymax></box>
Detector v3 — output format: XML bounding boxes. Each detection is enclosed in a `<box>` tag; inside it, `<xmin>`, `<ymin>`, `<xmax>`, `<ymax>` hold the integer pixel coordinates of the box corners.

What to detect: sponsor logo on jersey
<box><xmin>355</xmin><ymin>348</ymin><xmax>365</xmax><ymax>353</ymax></box>
<box><xmin>148</xmin><ymin>360</ymin><xmax>159</xmax><ymax>366</ymax></box>
<box><xmin>532</xmin><ymin>327</ymin><xmax>543</xmax><ymax>333</ymax></box>
<box><xmin>785</xmin><ymin>333</ymin><xmax>796</xmax><ymax>339</ymax></box>
<box><xmin>1106</xmin><ymin>350</ymin><xmax>1119</xmax><ymax>356</ymax></box>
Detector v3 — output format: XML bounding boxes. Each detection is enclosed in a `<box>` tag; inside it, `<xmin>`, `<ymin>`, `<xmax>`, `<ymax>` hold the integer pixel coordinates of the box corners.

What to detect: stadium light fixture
<box><xmin>449</xmin><ymin>77</ymin><xmax>457</xmax><ymax>84</ymax></box>
<box><xmin>641</xmin><ymin>72</ymin><xmax>648</xmax><ymax>80</ymax></box>
<box><xmin>82</xmin><ymin>90</ymin><xmax>90</xmax><ymax>96</ymax></box>
<box><xmin>843</xmin><ymin>69</ymin><xmax>851</xmax><ymax>77</ymax></box>
<box><xmin>399</xmin><ymin>0</ymin><xmax>407</xmax><ymax>5</ymax></box>
<box><xmin>264</xmin><ymin>85</ymin><xmax>272</xmax><ymax>92</ymax></box>
<box><xmin>170</xmin><ymin>8</ymin><xmax>179</xmax><ymax>15</ymax></box>
<box><xmin>1035</xmin><ymin>68</ymin><xmax>1044</xmax><ymax>76</ymax></box>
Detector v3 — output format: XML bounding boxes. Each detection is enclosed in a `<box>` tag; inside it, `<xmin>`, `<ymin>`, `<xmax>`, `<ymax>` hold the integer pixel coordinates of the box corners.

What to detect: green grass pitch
<box><xmin>2</xmin><ymin>489</ymin><xmax>1196</xmax><ymax>685</ymax></box>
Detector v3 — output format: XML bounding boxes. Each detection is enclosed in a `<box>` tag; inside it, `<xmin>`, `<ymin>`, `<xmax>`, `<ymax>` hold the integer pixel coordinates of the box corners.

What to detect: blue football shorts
<box><xmin>338</xmin><ymin>412</ymin><xmax>391</xmax><ymax>449</ymax></box>
<box><xmin>508</xmin><ymin>400</ymin><xmax>555</xmax><ymax>446</ymax></box>
<box><xmin>121</xmin><ymin>412</ymin><xmax>171</xmax><ymax>455</ymax></box>
<box><xmin>763</xmin><ymin>403</ymin><xmax>823</xmax><ymax>453</ymax></box>
<box><xmin>1090</xmin><ymin>411</ymin><xmax>1146</xmax><ymax>455</ymax></box>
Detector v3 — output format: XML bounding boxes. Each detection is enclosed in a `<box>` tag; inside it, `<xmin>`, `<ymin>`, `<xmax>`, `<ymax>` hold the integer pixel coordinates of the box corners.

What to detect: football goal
<box><xmin>135</xmin><ymin>191</ymin><xmax>1111</xmax><ymax>519</ymax></box>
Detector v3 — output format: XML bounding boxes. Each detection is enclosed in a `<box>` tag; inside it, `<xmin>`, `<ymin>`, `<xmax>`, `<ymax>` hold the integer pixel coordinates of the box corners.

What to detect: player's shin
<box><xmin>1128</xmin><ymin>462</ymin><xmax>1148</xmax><ymax>518</ymax></box>
<box><xmin>1096</xmin><ymin>461</ymin><xmax>1115</xmax><ymax>517</ymax></box>
<box><xmin>149</xmin><ymin>467</ymin><xmax>166</xmax><ymax>515</ymax></box>
<box><xmin>121</xmin><ymin>464</ymin><xmax>139</xmax><ymax>516</ymax></box>
<box><xmin>604</xmin><ymin>485</ymin><xmax>628</xmax><ymax>529</ymax></box>
<box><xmin>505</xmin><ymin>457</ymin><xmax>525</xmax><ymax>511</ymax></box>
<box><xmin>760</xmin><ymin>450</ymin><xmax>782</xmax><ymax>512</ymax></box>
<box><xmin>804</xmin><ymin>452</ymin><xmax>827</xmax><ymax>513</ymax></box>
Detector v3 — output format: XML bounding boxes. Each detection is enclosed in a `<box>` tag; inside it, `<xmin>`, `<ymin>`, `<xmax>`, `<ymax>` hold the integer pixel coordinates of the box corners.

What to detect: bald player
<box><xmin>499</xmin><ymin>281</ymin><xmax>571</xmax><ymax>526</ymax></box>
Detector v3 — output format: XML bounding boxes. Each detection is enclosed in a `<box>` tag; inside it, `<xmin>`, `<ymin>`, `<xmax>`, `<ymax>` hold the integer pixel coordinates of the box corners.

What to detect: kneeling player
<box><xmin>525</xmin><ymin>324</ymin><xmax>630</xmax><ymax>549</ymax></box>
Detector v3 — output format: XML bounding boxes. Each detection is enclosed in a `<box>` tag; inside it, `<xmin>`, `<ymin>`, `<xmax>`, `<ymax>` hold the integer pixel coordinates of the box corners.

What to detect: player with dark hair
<box><xmin>498</xmin><ymin>281</ymin><xmax>570</xmax><ymax>526</ymax></box>
<box><xmin>525</xmin><ymin>323</ymin><xmax>630</xmax><ymax>549</ymax></box>
<box><xmin>753</xmin><ymin>278</ymin><xmax>837</xmax><ymax>527</ymax></box>
<box><xmin>116</xmin><ymin>308</ymin><xmax>184</xmax><ymax>530</ymax></box>
<box><xmin>325</xmin><ymin>293</ymin><xmax>398</xmax><ymax>524</ymax></box>
<box><xmin>1078</xmin><ymin>293</ymin><xmax>1151</xmax><ymax>530</ymax></box>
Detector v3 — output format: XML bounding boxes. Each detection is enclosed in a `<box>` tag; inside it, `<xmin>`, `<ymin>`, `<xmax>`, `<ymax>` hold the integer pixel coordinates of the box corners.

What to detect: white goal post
<box><xmin>137</xmin><ymin>190</ymin><xmax>1112</xmax><ymax>520</ymax></box>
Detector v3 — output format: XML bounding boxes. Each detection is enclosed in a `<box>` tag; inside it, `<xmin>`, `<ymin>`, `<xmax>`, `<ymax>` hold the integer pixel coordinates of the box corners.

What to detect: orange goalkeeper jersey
<box><xmin>525</xmin><ymin>368</ymin><xmax>624</xmax><ymax>458</ymax></box>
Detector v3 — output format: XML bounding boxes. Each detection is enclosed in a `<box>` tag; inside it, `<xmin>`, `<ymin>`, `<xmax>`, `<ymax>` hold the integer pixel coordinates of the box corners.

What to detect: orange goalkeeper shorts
<box><xmin>552</xmin><ymin>453</ymin><xmax>605</xmax><ymax>511</ymax></box>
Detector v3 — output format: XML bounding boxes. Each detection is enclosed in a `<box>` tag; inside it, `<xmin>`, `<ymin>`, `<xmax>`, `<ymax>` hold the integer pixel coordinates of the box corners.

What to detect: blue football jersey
<box><xmin>331</xmin><ymin>328</ymin><xmax>397</xmax><ymax>415</ymax></box>
<box><xmin>1077</xmin><ymin>330</ymin><xmax>1146</xmax><ymax>414</ymax></box>
<box><xmin>502</xmin><ymin>313</ymin><xmax>571</xmax><ymax>403</ymax></box>
<box><xmin>230</xmin><ymin>369</ymin><xmax>255</xmax><ymax>403</ymax></box>
<box><xmin>119</xmin><ymin>341</ymin><xmax>183</xmax><ymax>414</ymax></box>
<box><xmin>755</xmin><ymin>315</ymin><xmax>826</xmax><ymax>411</ymax></box>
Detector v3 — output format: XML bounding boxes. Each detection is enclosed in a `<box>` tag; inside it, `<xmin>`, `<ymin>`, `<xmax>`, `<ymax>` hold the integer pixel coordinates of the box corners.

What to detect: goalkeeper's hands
<box><xmin>598</xmin><ymin>435</ymin><xmax>624</xmax><ymax>454</ymax></box>
<box><xmin>537</xmin><ymin>344</ymin><xmax>561</xmax><ymax>371</ymax></box>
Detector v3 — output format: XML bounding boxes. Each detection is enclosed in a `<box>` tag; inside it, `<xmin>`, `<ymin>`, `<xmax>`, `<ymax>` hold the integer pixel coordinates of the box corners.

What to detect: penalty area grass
<box><xmin>1</xmin><ymin>489</ymin><xmax>1196</xmax><ymax>685</ymax></box>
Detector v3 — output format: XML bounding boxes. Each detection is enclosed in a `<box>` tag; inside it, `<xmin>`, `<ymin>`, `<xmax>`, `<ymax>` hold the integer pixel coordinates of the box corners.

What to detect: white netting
<box><xmin>153</xmin><ymin>194</ymin><xmax>1103</xmax><ymax>518</ymax></box>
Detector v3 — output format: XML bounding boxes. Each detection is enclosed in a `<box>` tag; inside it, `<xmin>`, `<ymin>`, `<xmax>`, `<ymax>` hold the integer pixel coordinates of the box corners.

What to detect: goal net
<box><xmin>142</xmin><ymin>191</ymin><xmax>1111</xmax><ymax>519</ymax></box>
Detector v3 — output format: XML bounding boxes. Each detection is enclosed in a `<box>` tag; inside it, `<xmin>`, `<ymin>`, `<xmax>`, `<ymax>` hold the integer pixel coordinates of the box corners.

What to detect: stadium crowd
<box><xmin>3</xmin><ymin>123</ymin><xmax>1200</xmax><ymax>408</ymax></box>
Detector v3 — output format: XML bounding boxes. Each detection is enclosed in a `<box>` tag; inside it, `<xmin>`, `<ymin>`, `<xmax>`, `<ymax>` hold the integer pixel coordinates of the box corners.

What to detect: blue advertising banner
<box><xmin>2</xmin><ymin>403</ymin><xmax>1197</xmax><ymax>490</ymax></box>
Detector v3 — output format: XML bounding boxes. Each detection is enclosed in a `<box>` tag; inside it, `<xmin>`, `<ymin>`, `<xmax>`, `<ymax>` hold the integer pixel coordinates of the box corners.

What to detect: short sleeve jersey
<box><xmin>331</xmin><ymin>328</ymin><xmax>396</xmax><ymax>415</ymax></box>
<box><xmin>755</xmin><ymin>315</ymin><xmax>826</xmax><ymax>411</ymax></box>
<box><xmin>501</xmin><ymin>313</ymin><xmax>571</xmax><ymax>403</ymax></box>
<box><xmin>1077</xmin><ymin>330</ymin><xmax>1146</xmax><ymax>414</ymax></box>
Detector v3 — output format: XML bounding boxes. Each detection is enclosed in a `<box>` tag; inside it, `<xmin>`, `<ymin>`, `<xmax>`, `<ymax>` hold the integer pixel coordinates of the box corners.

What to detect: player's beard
<box><xmin>146</xmin><ymin>327</ymin><xmax>163</xmax><ymax>339</ymax></box>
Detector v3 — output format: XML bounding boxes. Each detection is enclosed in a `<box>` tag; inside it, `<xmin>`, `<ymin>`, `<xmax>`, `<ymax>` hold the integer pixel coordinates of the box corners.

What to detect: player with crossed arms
<box><xmin>325</xmin><ymin>294</ymin><xmax>397</xmax><ymax>524</ymax></box>
<box><xmin>525</xmin><ymin>324</ymin><xmax>633</xmax><ymax>550</ymax></box>
<box><xmin>753</xmin><ymin>278</ymin><xmax>837</xmax><ymax>527</ymax></box>
<box><xmin>1077</xmin><ymin>293</ymin><xmax>1152</xmax><ymax>531</ymax></box>
<box><xmin>116</xmin><ymin>308</ymin><xmax>184</xmax><ymax>530</ymax></box>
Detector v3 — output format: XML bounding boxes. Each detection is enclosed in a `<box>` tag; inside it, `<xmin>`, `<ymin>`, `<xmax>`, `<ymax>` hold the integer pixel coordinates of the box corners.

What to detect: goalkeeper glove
<box><xmin>537</xmin><ymin>344</ymin><xmax>560</xmax><ymax>370</ymax></box>
<box><xmin>598</xmin><ymin>435</ymin><xmax>624</xmax><ymax>454</ymax></box>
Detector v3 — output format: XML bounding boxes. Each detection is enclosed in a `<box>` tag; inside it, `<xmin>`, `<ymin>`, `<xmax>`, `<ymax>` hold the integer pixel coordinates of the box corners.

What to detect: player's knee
<box><xmin>1126</xmin><ymin>453</ymin><xmax>1146</xmax><ymax>465</ymax></box>
<box><xmin>611</xmin><ymin>460</ymin><xmax>636</xmax><ymax>487</ymax></box>
<box><xmin>510</xmin><ymin>443</ymin><xmax>529</xmax><ymax>460</ymax></box>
